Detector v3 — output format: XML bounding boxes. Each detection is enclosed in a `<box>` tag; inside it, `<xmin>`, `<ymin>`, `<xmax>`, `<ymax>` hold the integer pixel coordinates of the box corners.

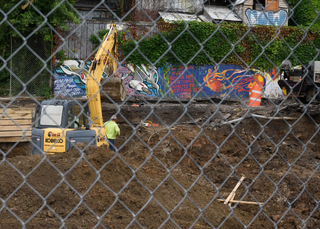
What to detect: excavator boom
<box><xmin>87</xmin><ymin>24</ymin><xmax>126</xmax><ymax>127</ymax></box>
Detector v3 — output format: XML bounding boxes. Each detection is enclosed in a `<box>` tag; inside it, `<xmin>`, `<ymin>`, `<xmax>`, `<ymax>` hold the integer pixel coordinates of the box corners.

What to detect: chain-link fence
<box><xmin>9</xmin><ymin>33</ymin><xmax>53</xmax><ymax>97</ymax></box>
<box><xmin>1</xmin><ymin>0</ymin><xmax>320</xmax><ymax>228</ymax></box>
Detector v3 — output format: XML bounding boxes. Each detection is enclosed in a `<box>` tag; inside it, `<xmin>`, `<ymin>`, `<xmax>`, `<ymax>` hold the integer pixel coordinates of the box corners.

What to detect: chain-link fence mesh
<box><xmin>1</xmin><ymin>0</ymin><xmax>320</xmax><ymax>228</ymax></box>
<box><xmin>10</xmin><ymin>33</ymin><xmax>53</xmax><ymax>97</ymax></box>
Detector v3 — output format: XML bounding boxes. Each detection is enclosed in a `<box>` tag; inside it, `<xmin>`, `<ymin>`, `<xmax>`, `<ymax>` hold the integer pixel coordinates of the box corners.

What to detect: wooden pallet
<box><xmin>0</xmin><ymin>108</ymin><xmax>33</xmax><ymax>143</ymax></box>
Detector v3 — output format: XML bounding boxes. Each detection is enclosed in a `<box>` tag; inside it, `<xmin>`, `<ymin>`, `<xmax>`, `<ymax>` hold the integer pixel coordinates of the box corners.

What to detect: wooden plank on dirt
<box><xmin>229</xmin><ymin>192</ymin><xmax>236</xmax><ymax>207</ymax></box>
<box><xmin>0</xmin><ymin>131</ymin><xmax>31</xmax><ymax>137</ymax></box>
<box><xmin>224</xmin><ymin>175</ymin><xmax>245</xmax><ymax>204</ymax></box>
<box><xmin>218</xmin><ymin>199</ymin><xmax>264</xmax><ymax>205</ymax></box>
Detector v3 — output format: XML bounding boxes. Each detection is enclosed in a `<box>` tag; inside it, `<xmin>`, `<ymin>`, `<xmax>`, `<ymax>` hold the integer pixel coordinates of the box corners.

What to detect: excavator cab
<box><xmin>31</xmin><ymin>100</ymin><xmax>106</xmax><ymax>155</ymax></box>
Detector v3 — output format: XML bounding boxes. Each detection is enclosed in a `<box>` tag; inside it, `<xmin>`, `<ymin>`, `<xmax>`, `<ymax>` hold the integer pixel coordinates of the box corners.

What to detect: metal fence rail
<box><xmin>1</xmin><ymin>0</ymin><xmax>320</xmax><ymax>228</ymax></box>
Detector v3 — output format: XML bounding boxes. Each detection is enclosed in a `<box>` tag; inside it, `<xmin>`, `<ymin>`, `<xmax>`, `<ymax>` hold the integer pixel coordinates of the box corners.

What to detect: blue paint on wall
<box><xmin>245</xmin><ymin>9</ymin><xmax>287</xmax><ymax>26</ymax></box>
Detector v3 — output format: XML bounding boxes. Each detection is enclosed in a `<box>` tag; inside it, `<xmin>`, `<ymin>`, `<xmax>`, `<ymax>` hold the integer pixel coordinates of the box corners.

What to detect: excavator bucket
<box><xmin>101</xmin><ymin>76</ymin><xmax>127</xmax><ymax>101</ymax></box>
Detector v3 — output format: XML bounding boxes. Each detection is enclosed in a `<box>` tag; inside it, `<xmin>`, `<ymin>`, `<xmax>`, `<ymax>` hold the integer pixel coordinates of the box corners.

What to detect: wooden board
<box><xmin>0</xmin><ymin>114</ymin><xmax>32</xmax><ymax>120</ymax></box>
<box><xmin>0</xmin><ymin>108</ymin><xmax>34</xmax><ymax>113</ymax></box>
<box><xmin>0</xmin><ymin>125</ymin><xmax>31</xmax><ymax>131</ymax></box>
<box><xmin>0</xmin><ymin>119</ymin><xmax>32</xmax><ymax>125</ymax></box>
<box><xmin>0</xmin><ymin>131</ymin><xmax>32</xmax><ymax>137</ymax></box>
<box><xmin>0</xmin><ymin>136</ymin><xmax>30</xmax><ymax>143</ymax></box>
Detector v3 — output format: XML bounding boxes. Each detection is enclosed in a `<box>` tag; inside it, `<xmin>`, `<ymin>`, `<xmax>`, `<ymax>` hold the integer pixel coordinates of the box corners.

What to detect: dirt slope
<box><xmin>1</xmin><ymin>99</ymin><xmax>320</xmax><ymax>228</ymax></box>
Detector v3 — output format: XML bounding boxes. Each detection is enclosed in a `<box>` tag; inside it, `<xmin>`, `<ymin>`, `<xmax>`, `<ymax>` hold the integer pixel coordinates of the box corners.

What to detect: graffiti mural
<box><xmin>126</xmin><ymin>65</ymin><xmax>161</xmax><ymax>97</ymax></box>
<box><xmin>54</xmin><ymin>60</ymin><xmax>104</xmax><ymax>97</ymax></box>
<box><xmin>245</xmin><ymin>9</ymin><xmax>287</xmax><ymax>26</ymax></box>
<box><xmin>54</xmin><ymin>60</ymin><xmax>284</xmax><ymax>100</ymax></box>
<box><xmin>158</xmin><ymin>64</ymin><xmax>283</xmax><ymax>99</ymax></box>
<box><xmin>54</xmin><ymin>60</ymin><xmax>163</xmax><ymax>98</ymax></box>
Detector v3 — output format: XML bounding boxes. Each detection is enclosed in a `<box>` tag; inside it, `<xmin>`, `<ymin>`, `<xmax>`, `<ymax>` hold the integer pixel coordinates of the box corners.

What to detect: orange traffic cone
<box><xmin>248</xmin><ymin>83</ymin><xmax>262</xmax><ymax>107</ymax></box>
<box><xmin>248</xmin><ymin>82</ymin><xmax>253</xmax><ymax>98</ymax></box>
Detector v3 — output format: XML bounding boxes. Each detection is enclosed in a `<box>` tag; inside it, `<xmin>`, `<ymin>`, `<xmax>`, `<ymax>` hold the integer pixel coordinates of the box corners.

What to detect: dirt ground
<box><xmin>1</xmin><ymin>97</ymin><xmax>320</xmax><ymax>228</ymax></box>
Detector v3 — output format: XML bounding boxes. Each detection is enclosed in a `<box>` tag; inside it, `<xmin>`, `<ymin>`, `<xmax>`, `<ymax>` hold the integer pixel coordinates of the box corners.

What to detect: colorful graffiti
<box><xmin>126</xmin><ymin>65</ymin><xmax>161</xmax><ymax>97</ymax></box>
<box><xmin>158</xmin><ymin>64</ymin><xmax>283</xmax><ymax>99</ymax></box>
<box><xmin>245</xmin><ymin>9</ymin><xmax>287</xmax><ymax>26</ymax></box>
<box><xmin>54</xmin><ymin>60</ymin><xmax>105</xmax><ymax>97</ymax></box>
<box><xmin>54</xmin><ymin>61</ymin><xmax>284</xmax><ymax>100</ymax></box>
<box><xmin>54</xmin><ymin>60</ymin><xmax>162</xmax><ymax>97</ymax></box>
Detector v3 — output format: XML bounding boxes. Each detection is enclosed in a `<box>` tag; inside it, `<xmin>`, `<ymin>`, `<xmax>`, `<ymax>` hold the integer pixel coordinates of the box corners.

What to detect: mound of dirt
<box><xmin>1</xmin><ymin>111</ymin><xmax>320</xmax><ymax>228</ymax></box>
<box><xmin>0</xmin><ymin>142</ymin><xmax>245</xmax><ymax>228</ymax></box>
<box><xmin>1</xmin><ymin>99</ymin><xmax>320</xmax><ymax>228</ymax></box>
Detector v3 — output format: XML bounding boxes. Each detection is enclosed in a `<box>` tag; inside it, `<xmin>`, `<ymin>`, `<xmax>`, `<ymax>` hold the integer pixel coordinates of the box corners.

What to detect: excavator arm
<box><xmin>86</xmin><ymin>24</ymin><xmax>119</xmax><ymax>127</ymax></box>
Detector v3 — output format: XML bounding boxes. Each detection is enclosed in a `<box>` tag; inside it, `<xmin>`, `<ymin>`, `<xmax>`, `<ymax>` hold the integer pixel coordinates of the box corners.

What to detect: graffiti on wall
<box><xmin>54</xmin><ymin>60</ymin><xmax>105</xmax><ymax>97</ymax></box>
<box><xmin>54</xmin><ymin>60</ymin><xmax>284</xmax><ymax>99</ymax></box>
<box><xmin>245</xmin><ymin>9</ymin><xmax>287</xmax><ymax>26</ymax></box>
<box><xmin>125</xmin><ymin>65</ymin><xmax>161</xmax><ymax>97</ymax></box>
<box><xmin>54</xmin><ymin>60</ymin><xmax>162</xmax><ymax>97</ymax></box>
<box><xmin>159</xmin><ymin>64</ymin><xmax>283</xmax><ymax>99</ymax></box>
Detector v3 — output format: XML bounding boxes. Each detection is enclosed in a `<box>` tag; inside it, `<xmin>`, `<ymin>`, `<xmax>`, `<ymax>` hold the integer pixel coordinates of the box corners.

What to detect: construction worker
<box><xmin>104</xmin><ymin>115</ymin><xmax>120</xmax><ymax>151</ymax></box>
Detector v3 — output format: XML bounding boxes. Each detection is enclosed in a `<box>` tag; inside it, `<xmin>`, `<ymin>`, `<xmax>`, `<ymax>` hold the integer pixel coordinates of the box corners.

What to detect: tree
<box><xmin>0</xmin><ymin>0</ymin><xmax>79</xmax><ymax>96</ymax></box>
<box><xmin>287</xmin><ymin>0</ymin><xmax>320</xmax><ymax>30</ymax></box>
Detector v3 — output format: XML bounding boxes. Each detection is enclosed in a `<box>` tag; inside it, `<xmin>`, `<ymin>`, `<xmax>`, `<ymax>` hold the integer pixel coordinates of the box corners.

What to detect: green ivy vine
<box><xmin>92</xmin><ymin>21</ymin><xmax>320</xmax><ymax>70</ymax></box>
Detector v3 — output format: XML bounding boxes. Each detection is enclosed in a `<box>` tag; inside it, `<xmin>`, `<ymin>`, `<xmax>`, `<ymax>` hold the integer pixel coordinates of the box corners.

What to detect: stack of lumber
<box><xmin>0</xmin><ymin>108</ymin><xmax>33</xmax><ymax>143</ymax></box>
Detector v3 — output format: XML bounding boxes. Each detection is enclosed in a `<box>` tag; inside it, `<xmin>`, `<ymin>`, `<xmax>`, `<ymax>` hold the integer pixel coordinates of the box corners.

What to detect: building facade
<box><xmin>135</xmin><ymin>0</ymin><xmax>289</xmax><ymax>26</ymax></box>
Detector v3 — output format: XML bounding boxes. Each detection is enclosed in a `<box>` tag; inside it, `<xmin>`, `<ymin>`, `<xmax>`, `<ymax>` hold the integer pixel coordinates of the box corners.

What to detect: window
<box><xmin>205</xmin><ymin>0</ymin><xmax>234</xmax><ymax>6</ymax></box>
<box><xmin>67</xmin><ymin>104</ymin><xmax>86</xmax><ymax>129</ymax></box>
<box><xmin>266</xmin><ymin>0</ymin><xmax>278</xmax><ymax>11</ymax></box>
<box><xmin>67</xmin><ymin>105</ymin><xmax>74</xmax><ymax>128</ymax></box>
<box><xmin>40</xmin><ymin>105</ymin><xmax>63</xmax><ymax>126</ymax></box>
<box><xmin>253</xmin><ymin>0</ymin><xmax>265</xmax><ymax>11</ymax></box>
<box><xmin>74</xmin><ymin>104</ymin><xmax>85</xmax><ymax>128</ymax></box>
<box><xmin>33</xmin><ymin>105</ymin><xmax>40</xmax><ymax>127</ymax></box>
<box><xmin>253</xmin><ymin>0</ymin><xmax>278</xmax><ymax>11</ymax></box>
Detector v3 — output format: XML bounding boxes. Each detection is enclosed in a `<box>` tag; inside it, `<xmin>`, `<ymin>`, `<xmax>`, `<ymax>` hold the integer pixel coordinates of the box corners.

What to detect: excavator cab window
<box><xmin>74</xmin><ymin>104</ymin><xmax>85</xmax><ymax>128</ymax></box>
<box><xmin>40</xmin><ymin>105</ymin><xmax>63</xmax><ymax>126</ymax></box>
<box><xmin>67</xmin><ymin>103</ymin><xmax>86</xmax><ymax>129</ymax></box>
<box><xmin>33</xmin><ymin>105</ymin><xmax>40</xmax><ymax>127</ymax></box>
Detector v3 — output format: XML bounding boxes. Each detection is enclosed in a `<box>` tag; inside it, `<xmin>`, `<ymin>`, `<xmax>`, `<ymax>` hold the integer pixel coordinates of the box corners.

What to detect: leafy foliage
<box><xmin>0</xmin><ymin>0</ymin><xmax>79</xmax><ymax>96</ymax></box>
<box><xmin>287</xmin><ymin>0</ymin><xmax>320</xmax><ymax>30</ymax></box>
<box><xmin>90</xmin><ymin>29</ymin><xmax>128</xmax><ymax>48</ymax></box>
<box><xmin>116</xmin><ymin>21</ymin><xmax>320</xmax><ymax>70</ymax></box>
<box><xmin>89</xmin><ymin>29</ymin><xmax>110</xmax><ymax>47</ymax></box>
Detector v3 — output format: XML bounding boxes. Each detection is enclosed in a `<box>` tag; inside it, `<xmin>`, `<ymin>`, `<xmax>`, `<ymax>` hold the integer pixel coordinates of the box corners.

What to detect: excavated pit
<box><xmin>1</xmin><ymin>98</ymin><xmax>320</xmax><ymax>228</ymax></box>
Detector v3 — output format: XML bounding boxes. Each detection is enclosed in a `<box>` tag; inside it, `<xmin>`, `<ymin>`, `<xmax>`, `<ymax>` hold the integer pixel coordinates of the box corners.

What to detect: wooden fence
<box><xmin>58</xmin><ymin>20</ymin><xmax>169</xmax><ymax>60</ymax></box>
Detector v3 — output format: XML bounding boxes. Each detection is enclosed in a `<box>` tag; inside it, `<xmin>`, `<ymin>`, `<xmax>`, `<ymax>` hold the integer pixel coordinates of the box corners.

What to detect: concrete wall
<box><xmin>54</xmin><ymin>60</ymin><xmax>284</xmax><ymax>100</ymax></box>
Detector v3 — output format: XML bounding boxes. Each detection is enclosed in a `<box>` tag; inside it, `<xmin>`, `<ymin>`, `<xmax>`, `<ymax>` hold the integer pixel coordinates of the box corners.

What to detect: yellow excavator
<box><xmin>31</xmin><ymin>24</ymin><xmax>126</xmax><ymax>154</ymax></box>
